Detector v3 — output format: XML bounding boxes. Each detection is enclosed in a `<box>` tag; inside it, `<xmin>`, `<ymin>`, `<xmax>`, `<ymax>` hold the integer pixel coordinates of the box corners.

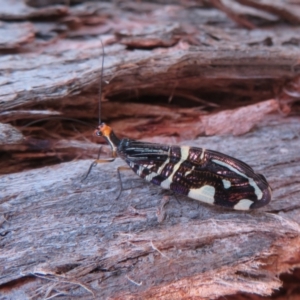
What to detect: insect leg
<box><xmin>172</xmin><ymin>193</ymin><xmax>181</xmax><ymax>205</ymax></box>
<box><xmin>116</xmin><ymin>166</ymin><xmax>131</xmax><ymax>200</ymax></box>
<box><xmin>82</xmin><ymin>157</ymin><xmax>116</xmax><ymax>181</ymax></box>
<box><xmin>115</xmin><ymin>166</ymin><xmax>153</xmax><ymax>200</ymax></box>
<box><xmin>82</xmin><ymin>146</ymin><xmax>116</xmax><ymax>181</ymax></box>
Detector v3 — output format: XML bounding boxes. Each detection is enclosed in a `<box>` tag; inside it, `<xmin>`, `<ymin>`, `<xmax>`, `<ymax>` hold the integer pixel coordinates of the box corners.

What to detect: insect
<box><xmin>92</xmin><ymin>123</ymin><xmax>272</xmax><ymax>211</ymax></box>
<box><xmin>88</xmin><ymin>40</ymin><xmax>271</xmax><ymax>211</ymax></box>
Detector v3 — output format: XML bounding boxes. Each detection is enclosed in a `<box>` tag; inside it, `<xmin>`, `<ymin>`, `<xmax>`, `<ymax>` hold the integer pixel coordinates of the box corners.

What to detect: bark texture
<box><xmin>0</xmin><ymin>1</ymin><xmax>300</xmax><ymax>299</ymax></box>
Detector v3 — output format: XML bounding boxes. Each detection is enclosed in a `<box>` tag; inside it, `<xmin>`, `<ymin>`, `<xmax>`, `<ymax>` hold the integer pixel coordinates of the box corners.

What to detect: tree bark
<box><xmin>0</xmin><ymin>1</ymin><xmax>300</xmax><ymax>299</ymax></box>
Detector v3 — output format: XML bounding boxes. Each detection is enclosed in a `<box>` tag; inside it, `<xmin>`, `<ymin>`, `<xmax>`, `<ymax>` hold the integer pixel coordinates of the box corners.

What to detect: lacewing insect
<box><xmin>90</xmin><ymin>41</ymin><xmax>271</xmax><ymax>211</ymax></box>
<box><xmin>92</xmin><ymin>123</ymin><xmax>271</xmax><ymax>211</ymax></box>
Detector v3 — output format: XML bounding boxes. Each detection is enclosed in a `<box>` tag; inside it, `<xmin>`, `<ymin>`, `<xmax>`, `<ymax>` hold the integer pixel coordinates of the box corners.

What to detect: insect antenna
<box><xmin>23</xmin><ymin>117</ymin><xmax>94</xmax><ymax>129</ymax></box>
<box><xmin>15</xmin><ymin>116</ymin><xmax>94</xmax><ymax>173</ymax></box>
<box><xmin>98</xmin><ymin>38</ymin><xmax>105</xmax><ymax>125</ymax></box>
<box><xmin>82</xmin><ymin>38</ymin><xmax>107</xmax><ymax>181</ymax></box>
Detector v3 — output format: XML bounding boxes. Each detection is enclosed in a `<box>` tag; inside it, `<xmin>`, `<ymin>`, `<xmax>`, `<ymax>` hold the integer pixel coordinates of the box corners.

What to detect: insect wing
<box><xmin>197</xmin><ymin>149</ymin><xmax>271</xmax><ymax>210</ymax></box>
<box><xmin>118</xmin><ymin>140</ymin><xmax>271</xmax><ymax>210</ymax></box>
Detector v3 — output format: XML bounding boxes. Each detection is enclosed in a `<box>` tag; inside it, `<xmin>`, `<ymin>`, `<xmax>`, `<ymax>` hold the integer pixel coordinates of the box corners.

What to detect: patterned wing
<box><xmin>117</xmin><ymin>139</ymin><xmax>271</xmax><ymax>210</ymax></box>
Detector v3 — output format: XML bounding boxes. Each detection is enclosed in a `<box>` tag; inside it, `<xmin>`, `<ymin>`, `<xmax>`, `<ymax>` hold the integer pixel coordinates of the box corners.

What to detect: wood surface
<box><xmin>0</xmin><ymin>1</ymin><xmax>300</xmax><ymax>299</ymax></box>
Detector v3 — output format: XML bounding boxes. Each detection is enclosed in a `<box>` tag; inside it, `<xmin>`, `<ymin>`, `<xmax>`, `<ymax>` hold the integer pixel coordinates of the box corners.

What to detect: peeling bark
<box><xmin>1</xmin><ymin>117</ymin><xmax>300</xmax><ymax>299</ymax></box>
<box><xmin>0</xmin><ymin>1</ymin><xmax>300</xmax><ymax>299</ymax></box>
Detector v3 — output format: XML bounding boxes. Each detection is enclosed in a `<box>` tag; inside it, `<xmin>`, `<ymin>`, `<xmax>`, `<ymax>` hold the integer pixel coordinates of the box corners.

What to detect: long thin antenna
<box><xmin>23</xmin><ymin>117</ymin><xmax>93</xmax><ymax>128</ymax></box>
<box><xmin>98</xmin><ymin>38</ymin><xmax>105</xmax><ymax>125</ymax></box>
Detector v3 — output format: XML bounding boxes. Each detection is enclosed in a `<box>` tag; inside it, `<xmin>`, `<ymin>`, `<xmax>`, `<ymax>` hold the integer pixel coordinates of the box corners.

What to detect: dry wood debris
<box><xmin>0</xmin><ymin>1</ymin><xmax>300</xmax><ymax>299</ymax></box>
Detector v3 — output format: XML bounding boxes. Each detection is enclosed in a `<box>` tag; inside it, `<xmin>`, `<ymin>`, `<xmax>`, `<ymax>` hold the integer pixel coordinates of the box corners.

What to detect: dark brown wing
<box><xmin>117</xmin><ymin>139</ymin><xmax>271</xmax><ymax>210</ymax></box>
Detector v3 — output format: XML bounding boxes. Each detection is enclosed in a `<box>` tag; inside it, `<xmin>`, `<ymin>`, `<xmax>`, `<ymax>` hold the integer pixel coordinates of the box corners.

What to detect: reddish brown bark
<box><xmin>0</xmin><ymin>1</ymin><xmax>300</xmax><ymax>299</ymax></box>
